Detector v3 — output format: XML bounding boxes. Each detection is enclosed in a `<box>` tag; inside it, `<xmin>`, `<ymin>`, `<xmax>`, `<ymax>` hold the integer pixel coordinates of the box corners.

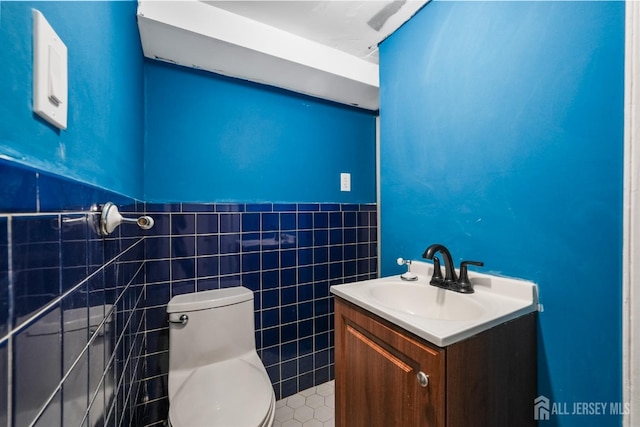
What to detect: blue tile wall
<box><xmin>0</xmin><ymin>160</ymin><xmax>147</xmax><ymax>427</ymax></box>
<box><xmin>138</xmin><ymin>202</ymin><xmax>378</xmax><ymax>423</ymax></box>
<box><xmin>0</xmin><ymin>160</ymin><xmax>378</xmax><ymax>427</ymax></box>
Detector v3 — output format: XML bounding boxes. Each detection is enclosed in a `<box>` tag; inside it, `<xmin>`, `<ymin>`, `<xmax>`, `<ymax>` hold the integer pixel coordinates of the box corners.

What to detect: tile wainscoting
<box><xmin>0</xmin><ymin>159</ymin><xmax>147</xmax><ymax>427</ymax></box>
<box><xmin>0</xmin><ymin>160</ymin><xmax>378</xmax><ymax>427</ymax></box>
<box><xmin>139</xmin><ymin>201</ymin><xmax>377</xmax><ymax>425</ymax></box>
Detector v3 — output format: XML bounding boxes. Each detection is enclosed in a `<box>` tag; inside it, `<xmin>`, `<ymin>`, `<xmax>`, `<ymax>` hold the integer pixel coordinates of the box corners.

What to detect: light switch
<box><xmin>340</xmin><ymin>173</ymin><xmax>351</xmax><ymax>192</ymax></box>
<box><xmin>47</xmin><ymin>45</ymin><xmax>64</xmax><ymax>106</ymax></box>
<box><xmin>33</xmin><ymin>10</ymin><xmax>68</xmax><ymax>130</ymax></box>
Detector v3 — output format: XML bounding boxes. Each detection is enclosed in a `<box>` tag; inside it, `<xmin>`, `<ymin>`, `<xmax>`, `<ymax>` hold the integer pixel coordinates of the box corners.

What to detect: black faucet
<box><xmin>422</xmin><ymin>244</ymin><xmax>484</xmax><ymax>293</ymax></box>
<box><xmin>422</xmin><ymin>244</ymin><xmax>457</xmax><ymax>283</ymax></box>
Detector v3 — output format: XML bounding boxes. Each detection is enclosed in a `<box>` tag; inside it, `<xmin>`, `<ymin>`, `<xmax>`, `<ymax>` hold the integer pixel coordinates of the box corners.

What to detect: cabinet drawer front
<box><xmin>335</xmin><ymin>298</ymin><xmax>445</xmax><ymax>427</ymax></box>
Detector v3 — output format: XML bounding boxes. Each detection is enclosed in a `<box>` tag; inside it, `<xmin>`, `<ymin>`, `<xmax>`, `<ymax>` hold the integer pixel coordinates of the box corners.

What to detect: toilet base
<box><xmin>168</xmin><ymin>393</ymin><xmax>275</xmax><ymax>427</ymax></box>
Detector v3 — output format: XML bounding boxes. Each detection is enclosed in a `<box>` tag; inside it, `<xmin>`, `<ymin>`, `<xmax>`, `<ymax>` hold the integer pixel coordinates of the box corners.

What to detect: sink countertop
<box><xmin>330</xmin><ymin>260</ymin><xmax>539</xmax><ymax>347</ymax></box>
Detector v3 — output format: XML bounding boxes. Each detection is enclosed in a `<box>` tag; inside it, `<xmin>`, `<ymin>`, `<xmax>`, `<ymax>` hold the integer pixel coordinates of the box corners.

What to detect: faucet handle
<box><xmin>457</xmin><ymin>260</ymin><xmax>484</xmax><ymax>293</ymax></box>
<box><xmin>397</xmin><ymin>258</ymin><xmax>418</xmax><ymax>281</ymax></box>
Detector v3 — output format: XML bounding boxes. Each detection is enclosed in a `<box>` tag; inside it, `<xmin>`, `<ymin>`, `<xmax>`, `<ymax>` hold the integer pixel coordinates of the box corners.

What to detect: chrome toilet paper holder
<box><xmin>99</xmin><ymin>202</ymin><xmax>154</xmax><ymax>236</ymax></box>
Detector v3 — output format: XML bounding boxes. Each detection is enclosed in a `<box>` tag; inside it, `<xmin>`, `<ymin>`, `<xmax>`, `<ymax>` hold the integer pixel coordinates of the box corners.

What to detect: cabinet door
<box><xmin>335</xmin><ymin>298</ymin><xmax>444</xmax><ymax>427</ymax></box>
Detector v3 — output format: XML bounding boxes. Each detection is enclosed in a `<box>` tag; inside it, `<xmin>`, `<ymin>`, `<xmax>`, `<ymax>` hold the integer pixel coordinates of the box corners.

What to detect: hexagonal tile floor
<box><xmin>273</xmin><ymin>381</ymin><xmax>335</xmax><ymax>427</ymax></box>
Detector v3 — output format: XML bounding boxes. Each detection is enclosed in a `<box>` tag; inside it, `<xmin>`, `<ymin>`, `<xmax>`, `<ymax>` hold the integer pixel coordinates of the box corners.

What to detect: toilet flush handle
<box><xmin>168</xmin><ymin>314</ymin><xmax>189</xmax><ymax>326</ymax></box>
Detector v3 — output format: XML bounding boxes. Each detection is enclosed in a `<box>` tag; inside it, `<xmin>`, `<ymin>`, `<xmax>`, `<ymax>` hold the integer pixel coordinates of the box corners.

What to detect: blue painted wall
<box><xmin>379</xmin><ymin>1</ymin><xmax>624</xmax><ymax>425</ymax></box>
<box><xmin>144</xmin><ymin>61</ymin><xmax>377</xmax><ymax>204</ymax></box>
<box><xmin>0</xmin><ymin>1</ymin><xmax>144</xmax><ymax>199</ymax></box>
<box><xmin>0</xmin><ymin>1</ymin><xmax>375</xmax><ymax>204</ymax></box>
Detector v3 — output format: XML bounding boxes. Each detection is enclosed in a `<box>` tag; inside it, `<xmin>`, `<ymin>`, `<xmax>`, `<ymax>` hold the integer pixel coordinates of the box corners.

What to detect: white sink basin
<box><xmin>369</xmin><ymin>282</ymin><xmax>485</xmax><ymax>321</ymax></box>
<box><xmin>330</xmin><ymin>260</ymin><xmax>539</xmax><ymax>347</ymax></box>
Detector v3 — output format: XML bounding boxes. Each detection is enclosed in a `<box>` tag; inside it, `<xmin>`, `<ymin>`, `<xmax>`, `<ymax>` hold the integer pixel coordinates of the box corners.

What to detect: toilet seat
<box><xmin>169</xmin><ymin>358</ymin><xmax>275</xmax><ymax>427</ymax></box>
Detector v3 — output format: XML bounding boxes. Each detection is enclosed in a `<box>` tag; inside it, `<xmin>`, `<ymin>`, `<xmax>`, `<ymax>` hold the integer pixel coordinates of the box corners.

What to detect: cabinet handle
<box><xmin>417</xmin><ymin>371</ymin><xmax>429</xmax><ymax>387</ymax></box>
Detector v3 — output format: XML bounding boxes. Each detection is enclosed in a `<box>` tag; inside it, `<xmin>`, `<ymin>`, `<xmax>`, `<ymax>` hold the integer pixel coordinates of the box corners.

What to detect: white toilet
<box><xmin>166</xmin><ymin>287</ymin><xmax>276</xmax><ymax>427</ymax></box>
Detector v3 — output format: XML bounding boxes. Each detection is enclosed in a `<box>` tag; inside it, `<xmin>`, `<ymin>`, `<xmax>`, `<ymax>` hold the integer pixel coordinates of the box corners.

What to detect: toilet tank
<box><xmin>167</xmin><ymin>287</ymin><xmax>257</xmax><ymax>396</ymax></box>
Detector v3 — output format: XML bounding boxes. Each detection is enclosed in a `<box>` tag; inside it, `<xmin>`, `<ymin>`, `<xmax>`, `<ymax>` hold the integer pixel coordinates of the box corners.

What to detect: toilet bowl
<box><xmin>167</xmin><ymin>287</ymin><xmax>275</xmax><ymax>427</ymax></box>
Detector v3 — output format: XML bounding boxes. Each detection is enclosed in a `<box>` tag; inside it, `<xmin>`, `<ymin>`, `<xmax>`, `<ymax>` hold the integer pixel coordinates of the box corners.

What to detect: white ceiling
<box><xmin>137</xmin><ymin>1</ymin><xmax>428</xmax><ymax>109</ymax></box>
<box><xmin>203</xmin><ymin>1</ymin><xmax>428</xmax><ymax>64</ymax></box>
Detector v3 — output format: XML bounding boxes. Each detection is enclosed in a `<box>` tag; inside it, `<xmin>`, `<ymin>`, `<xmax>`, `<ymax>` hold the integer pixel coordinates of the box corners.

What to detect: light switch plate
<box><xmin>340</xmin><ymin>173</ymin><xmax>351</xmax><ymax>192</ymax></box>
<box><xmin>33</xmin><ymin>9</ymin><xmax>68</xmax><ymax>130</ymax></box>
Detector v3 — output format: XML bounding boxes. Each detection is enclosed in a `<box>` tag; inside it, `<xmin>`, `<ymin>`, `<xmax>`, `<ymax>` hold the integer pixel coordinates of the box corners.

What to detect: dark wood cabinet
<box><xmin>334</xmin><ymin>297</ymin><xmax>537</xmax><ymax>427</ymax></box>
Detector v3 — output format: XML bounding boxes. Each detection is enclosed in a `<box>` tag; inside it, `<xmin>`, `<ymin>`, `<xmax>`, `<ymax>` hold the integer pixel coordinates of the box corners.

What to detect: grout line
<box><xmin>134</xmin><ymin>394</ymin><xmax>167</xmax><ymax>407</ymax></box>
<box><xmin>139</xmin><ymin>371</ymin><xmax>168</xmax><ymax>383</ymax></box>
<box><xmin>6</xmin><ymin>217</ymin><xmax>13</xmax><ymax>337</ymax></box>
<box><xmin>6</xmin><ymin>336</ymin><xmax>11</xmax><ymax>427</ymax></box>
<box><xmin>6</xmin><ymin>217</ymin><xmax>12</xmax><ymax>427</ymax></box>
<box><xmin>35</xmin><ymin>173</ymin><xmax>40</xmax><ymax>213</ymax></box>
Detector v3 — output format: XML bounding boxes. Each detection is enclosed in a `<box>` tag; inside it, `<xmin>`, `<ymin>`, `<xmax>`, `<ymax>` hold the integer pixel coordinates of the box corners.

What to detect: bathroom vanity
<box><xmin>331</xmin><ymin>261</ymin><xmax>538</xmax><ymax>427</ymax></box>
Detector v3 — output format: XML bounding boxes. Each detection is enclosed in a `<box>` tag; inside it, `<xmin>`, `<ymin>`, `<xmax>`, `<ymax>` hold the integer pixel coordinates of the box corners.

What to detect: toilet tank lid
<box><xmin>167</xmin><ymin>287</ymin><xmax>253</xmax><ymax>313</ymax></box>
